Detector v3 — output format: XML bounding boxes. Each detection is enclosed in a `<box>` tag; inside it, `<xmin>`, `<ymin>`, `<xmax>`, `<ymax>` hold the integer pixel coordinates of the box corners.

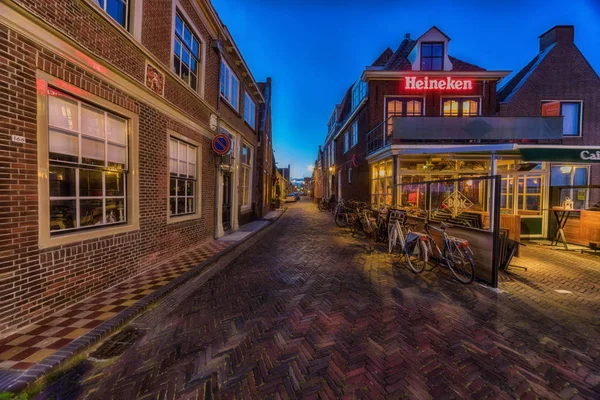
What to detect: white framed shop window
<box><xmin>36</xmin><ymin>72</ymin><xmax>139</xmax><ymax>249</ymax></box>
<box><xmin>167</xmin><ymin>132</ymin><xmax>202</xmax><ymax>223</ymax></box>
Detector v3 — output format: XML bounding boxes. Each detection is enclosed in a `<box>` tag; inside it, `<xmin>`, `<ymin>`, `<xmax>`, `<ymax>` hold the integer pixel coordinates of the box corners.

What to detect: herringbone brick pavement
<box><xmin>34</xmin><ymin>200</ymin><xmax>600</xmax><ymax>399</ymax></box>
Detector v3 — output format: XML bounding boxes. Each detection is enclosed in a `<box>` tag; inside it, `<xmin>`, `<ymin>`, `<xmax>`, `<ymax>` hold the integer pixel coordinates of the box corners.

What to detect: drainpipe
<box><xmin>213</xmin><ymin>38</ymin><xmax>224</xmax><ymax>239</ymax></box>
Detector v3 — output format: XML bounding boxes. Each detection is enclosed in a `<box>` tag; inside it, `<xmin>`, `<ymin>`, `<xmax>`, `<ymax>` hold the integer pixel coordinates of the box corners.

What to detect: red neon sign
<box><xmin>405</xmin><ymin>77</ymin><xmax>473</xmax><ymax>90</ymax></box>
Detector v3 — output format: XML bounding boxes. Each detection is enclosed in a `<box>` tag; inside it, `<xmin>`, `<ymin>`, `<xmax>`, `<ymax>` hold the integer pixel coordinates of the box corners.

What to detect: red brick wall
<box><xmin>0</xmin><ymin>23</ymin><xmax>221</xmax><ymax>337</ymax></box>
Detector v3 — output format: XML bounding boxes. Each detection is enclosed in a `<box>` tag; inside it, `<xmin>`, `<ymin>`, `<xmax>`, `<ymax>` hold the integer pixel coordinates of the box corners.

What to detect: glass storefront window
<box><xmin>371</xmin><ymin>160</ymin><xmax>393</xmax><ymax>207</ymax></box>
<box><xmin>500</xmin><ymin>176</ymin><xmax>514</xmax><ymax>211</ymax></box>
<box><xmin>517</xmin><ymin>175</ymin><xmax>543</xmax><ymax>215</ymax></box>
<box><xmin>551</xmin><ymin>165</ymin><xmax>589</xmax><ymax>209</ymax></box>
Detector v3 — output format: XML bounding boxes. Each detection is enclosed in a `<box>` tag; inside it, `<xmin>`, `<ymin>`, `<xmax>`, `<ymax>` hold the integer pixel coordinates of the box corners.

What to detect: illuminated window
<box><xmin>48</xmin><ymin>88</ymin><xmax>128</xmax><ymax>233</ymax></box>
<box><xmin>94</xmin><ymin>0</ymin><xmax>130</xmax><ymax>30</ymax></box>
<box><xmin>421</xmin><ymin>42</ymin><xmax>444</xmax><ymax>71</ymax></box>
<box><xmin>244</xmin><ymin>92</ymin><xmax>256</xmax><ymax>129</ymax></box>
<box><xmin>344</xmin><ymin>131</ymin><xmax>349</xmax><ymax>153</ymax></box>
<box><xmin>386</xmin><ymin>97</ymin><xmax>423</xmax><ymax>136</ymax></box>
<box><xmin>443</xmin><ymin>98</ymin><xmax>479</xmax><ymax>116</ymax></box>
<box><xmin>220</xmin><ymin>61</ymin><xmax>239</xmax><ymax>110</ymax></box>
<box><xmin>174</xmin><ymin>13</ymin><xmax>201</xmax><ymax>91</ymax></box>
<box><xmin>371</xmin><ymin>160</ymin><xmax>393</xmax><ymax>207</ymax></box>
<box><xmin>169</xmin><ymin>138</ymin><xmax>197</xmax><ymax>216</ymax></box>
<box><xmin>542</xmin><ymin>101</ymin><xmax>582</xmax><ymax>136</ymax></box>
<box><xmin>240</xmin><ymin>143</ymin><xmax>253</xmax><ymax>208</ymax></box>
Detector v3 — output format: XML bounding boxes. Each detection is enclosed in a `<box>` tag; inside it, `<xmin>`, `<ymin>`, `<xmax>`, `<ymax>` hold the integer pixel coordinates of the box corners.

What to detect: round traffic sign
<box><xmin>212</xmin><ymin>134</ymin><xmax>231</xmax><ymax>156</ymax></box>
<box><xmin>352</xmin><ymin>154</ymin><xmax>359</xmax><ymax>168</ymax></box>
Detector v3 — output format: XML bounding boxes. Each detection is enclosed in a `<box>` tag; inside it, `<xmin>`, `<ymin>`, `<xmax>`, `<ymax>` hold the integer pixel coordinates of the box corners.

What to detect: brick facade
<box><xmin>0</xmin><ymin>0</ymin><xmax>268</xmax><ymax>337</ymax></box>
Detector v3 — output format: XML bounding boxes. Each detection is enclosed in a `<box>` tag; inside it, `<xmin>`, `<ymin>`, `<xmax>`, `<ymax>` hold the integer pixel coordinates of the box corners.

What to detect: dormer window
<box><xmin>421</xmin><ymin>42</ymin><xmax>444</xmax><ymax>71</ymax></box>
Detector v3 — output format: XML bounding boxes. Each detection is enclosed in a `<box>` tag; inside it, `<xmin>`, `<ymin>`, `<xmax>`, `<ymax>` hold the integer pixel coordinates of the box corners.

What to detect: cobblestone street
<box><xmin>36</xmin><ymin>199</ymin><xmax>600</xmax><ymax>400</ymax></box>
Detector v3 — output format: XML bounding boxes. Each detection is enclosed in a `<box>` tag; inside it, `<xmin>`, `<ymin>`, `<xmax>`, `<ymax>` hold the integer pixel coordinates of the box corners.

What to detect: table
<box><xmin>551</xmin><ymin>207</ymin><xmax>581</xmax><ymax>250</ymax></box>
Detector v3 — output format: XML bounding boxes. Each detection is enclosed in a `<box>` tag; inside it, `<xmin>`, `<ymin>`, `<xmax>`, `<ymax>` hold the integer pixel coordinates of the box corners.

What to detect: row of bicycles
<box><xmin>318</xmin><ymin>198</ymin><xmax>475</xmax><ymax>284</ymax></box>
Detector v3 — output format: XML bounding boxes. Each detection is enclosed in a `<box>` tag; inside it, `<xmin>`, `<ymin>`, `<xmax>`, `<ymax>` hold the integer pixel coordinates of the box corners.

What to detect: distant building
<box><xmin>277</xmin><ymin>164</ymin><xmax>291</xmax><ymax>181</ymax></box>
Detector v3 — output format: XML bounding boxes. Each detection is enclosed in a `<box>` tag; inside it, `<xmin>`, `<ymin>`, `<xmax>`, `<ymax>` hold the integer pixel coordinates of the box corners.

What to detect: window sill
<box><xmin>167</xmin><ymin>213</ymin><xmax>203</xmax><ymax>225</ymax></box>
<box><xmin>244</xmin><ymin>119</ymin><xmax>257</xmax><ymax>133</ymax></box>
<box><xmin>221</xmin><ymin>95</ymin><xmax>240</xmax><ymax>116</ymax></box>
<box><xmin>40</xmin><ymin>222</ymin><xmax>139</xmax><ymax>249</ymax></box>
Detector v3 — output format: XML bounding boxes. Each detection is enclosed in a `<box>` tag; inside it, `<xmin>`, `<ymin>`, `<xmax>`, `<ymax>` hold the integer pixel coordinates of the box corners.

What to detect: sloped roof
<box><xmin>371</xmin><ymin>47</ymin><xmax>394</xmax><ymax>66</ymax></box>
<box><xmin>497</xmin><ymin>43</ymin><xmax>556</xmax><ymax>103</ymax></box>
<box><xmin>448</xmin><ymin>56</ymin><xmax>485</xmax><ymax>71</ymax></box>
<box><xmin>337</xmin><ymin>85</ymin><xmax>354</xmax><ymax>123</ymax></box>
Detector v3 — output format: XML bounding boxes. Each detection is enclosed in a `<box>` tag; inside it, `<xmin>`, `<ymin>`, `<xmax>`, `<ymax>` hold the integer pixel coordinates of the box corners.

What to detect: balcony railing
<box><xmin>367</xmin><ymin>116</ymin><xmax>564</xmax><ymax>155</ymax></box>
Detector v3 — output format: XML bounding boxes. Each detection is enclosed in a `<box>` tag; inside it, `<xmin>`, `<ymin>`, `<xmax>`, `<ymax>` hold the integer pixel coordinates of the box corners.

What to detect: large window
<box><xmin>94</xmin><ymin>0</ymin><xmax>129</xmax><ymax>30</ymax></box>
<box><xmin>174</xmin><ymin>13</ymin><xmax>201</xmax><ymax>91</ymax></box>
<box><xmin>442</xmin><ymin>98</ymin><xmax>480</xmax><ymax>117</ymax></box>
<box><xmin>371</xmin><ymin>160</ymin><xmax>393</xmax><ymax>207</ymax></box>
<box><xmin>169</xmin><ymin>138</ymin><xmax>197</xmax><ymax>216</ymax></box>
<box><xmin>551</xmin><ymin>165</ymin><xmax>589</xmax><ymax>209</ymax></box>
<box><xmin>421</xmin><ymin>42</ymin><xmax>444</xmax><ymax>71</ymax></box>
<box><xmin>240</xmin><ymin>143</ymin><xmax>253</xmax><ymax>208</ymax></box>
<box><xmin>542</xmin><ymin>101</ymin><xmax>582</xmax><ymax>136</ymax></box>
<box><xmin>220</xmin><ymin>61</ymin><xmax>239</xmax><ymax>110</ymax></box>
<box><xmin>244</xmin><ymin>92</ymin><xmax>256</xmax><ymax>129</ymax></box>
<box><xmin>351</xmin><ymin>121</ymin><xmax>358</xmax><ymax>148</ymax></box>
<box><xmin>386</xmin><ymin>97</ymin><xmax>423</xmax><ymax>136</ymax></box>
<box><xmin>48</xmin><ymin>88</ymin><xmax>128</xmax><ymax>233</ymax></box>
<box><xmin>352</xmin><ymin>80</ymin><xmax>368</xmax><ymax>110</ymax></box>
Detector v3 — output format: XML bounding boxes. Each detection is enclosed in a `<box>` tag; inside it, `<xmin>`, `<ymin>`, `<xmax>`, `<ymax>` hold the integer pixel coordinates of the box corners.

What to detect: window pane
<box><xmin>179</xmin><ymin>161</ymin><xmax>187</xmax><ymax>176</ymax></box>
<box><xmin>81</xmin><ymin>105</ymin><xmax>105</xmax><ymax>138</ymax></box>
<box><xmin>49</xmin><ymin>166</ymin><xmax>76</xmax><ymax>197</ymax></box>
<box><xmin>186</xmin><ymin>180</ymin><xmax>194</xmax><ymax>196</ymax></box>
<box><xmin>191</xmin><ymin>38</ymin><xmax>199</xmax><ymax>58</ymax></box>
<box><xmin>49</xmin><ymin>91</ymin><xmax>79</xmax><ymax>131</ymax></box>
<box><xmin>170</xmin><ymin>198</ymin><xmax>176</xmax><ymax>216</ymax></box>
<box><xmin>463</xmin><ymin>100</ymin><xmax>478</xmax><ymax>116</ymax></box>
<box><xmin>50</xmin><ymin>200</ymin><xmax>76</xmax><ymax>231</ymax></box>
<box><xmin>574</xmin><ymin>167</ymin><xmax>587</xmax><ymax>185</ymax></box>
<box><xmin>49</xmin><ymin>129</ymin><xmax>78</xmax><ymax>162</ymax></box>
<box><xmin>106</xmin><ymin>198</ymin><xmax>125</xmax><ymax>223</ymax></box>
<box><xmin>82</xmin><ymin>137</ymin><xmax>105</xmax><ymax>166</ymax></box>
<box><xmin>182</xmin><ymin>49</ymin><xmax>190</xmax><ymax>66</ymax></box>
<box><xmin>175</xmin><ymin>15</ymin><xmax>183</xmax><ymax>37</ymax></box>
<box><xmin>79</xmin><ymin>169</ymin><xmax>103</xmax><ymax>197</ymax></box>
<box><xmin>421</xmin><ymin>58</ymin><xmax>432</xmax><ymax>71</ymax></box>
<box><xmin>432</xmin><ymin>58</ymin><xmax>443</xmax><ymax>71</ymax></box>
<box><xmin>187</xmin><ymin>198</ymin><xmax>194</xmax><ymax>213</ymax></box>
<box><xmin>190</xmin><ymin>73</ymin><xmax>197</xmax><ymax>91</ymax></box>
<box><xmin>177</xmin><ymin>198</ymin><xmax>185</xmax><ymax>214</ymax></box>
<box><xmin>188</xmin><ymin>146</ymin><xmax>196</xmax><ymax>163</ymax></box>
<box><xmin>170</xmin><ymin>159</ymin><xmax>177</xmax><ymax>175</ymax></box>
<box><xmin>183</xmin><ymin>26</ymin><xmax>192</xmax><ymax>49</ymax></box>
<box><xmin>422</xmin><ymin>44</ymin><xmax>432</xmax><ymax>57</ymax></box>
<box><xmin>188</xmin><ymin>163</ymin><xmax>196</xmax><ymax>178</ymax></box>
<box><xmin>106</xmin><ymin>171</ymin><xmax>125</xmax><ymax>196</ymax></box>
<box><xmin>80</xmin><ymin>199</ymin><xmax>104</xmax><ymax>227</ymax></box>
<box><xmin>107</xmin><ymin>115</ymin><xmax>127</xmax><ymax>144</ymax></box>
<box><xmin>106</xmin><ymin>0</ymin><xmax>127</xmax><ymax>28</ymax></box>
<box><xmin>177</xmin><ymin>180</ymin><xmax>185</xmax><ymax>196</ymax></box>
<box><xmin>174</xmin><ymin>40</ymin><xmax>181</xmax><ymax>58</ymax></box>
<box><xmin>107</xmin><ymin>144</ymin><xmax>126</xmax><ymax>168</ymax></box>
<box><xmin>174</xmin><ymin>56</ymin><xmax>181</xmax><ymax>75</ymax></box>
<box><xmin>443</xmin><ymin>100</ymin><xmax>459</xmax><ymax>116</ymax></box>
<box><xmin>561</xmin><ymin>103</ymin><xmax>579</xmax><ymax>136</ymax></box>
<box><xmin>178</xmin><ymin>142</ymin><xmax>187</xmax><ymax>162</ymax></box>
<box><xmin>170</xmin><ymin>178</ymin><xmax>176</xmax><ymax>196</ymax></box>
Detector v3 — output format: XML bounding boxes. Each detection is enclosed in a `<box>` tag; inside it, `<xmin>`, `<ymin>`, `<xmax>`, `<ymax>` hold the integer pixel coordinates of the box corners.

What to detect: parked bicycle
<box><xmin>402</xmin><ymin>211</ymin><xmax>475</xmax><ymax>284</ymax></box>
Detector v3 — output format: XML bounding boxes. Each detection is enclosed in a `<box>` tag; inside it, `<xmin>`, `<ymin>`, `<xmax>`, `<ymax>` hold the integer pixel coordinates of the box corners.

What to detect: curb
<box><xmin>1</xmin><ymin>208</ymin><xmax>287</xmax><ymax>394</ymax></box>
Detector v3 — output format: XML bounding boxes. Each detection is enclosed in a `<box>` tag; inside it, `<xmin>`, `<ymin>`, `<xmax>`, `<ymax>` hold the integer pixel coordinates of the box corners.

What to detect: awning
<box><xmin>519</xmin><ymin>148</ymin><xmax>600</xmax><ymax>163</ymax></box>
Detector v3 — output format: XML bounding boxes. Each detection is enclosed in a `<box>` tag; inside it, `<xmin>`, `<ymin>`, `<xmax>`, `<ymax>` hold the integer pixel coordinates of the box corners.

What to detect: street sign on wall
<box><xmin>212</xmin><ymin>134</ymin><xmax>231</xmax><ymax>156</ymax></box>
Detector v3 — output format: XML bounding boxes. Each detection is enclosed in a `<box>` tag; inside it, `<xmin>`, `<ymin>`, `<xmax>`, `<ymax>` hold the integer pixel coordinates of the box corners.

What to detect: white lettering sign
<box><xmin>580</xmin><ymin>150</ymin><xmax>600</xmax><ymax>160</ymax></box>
<box><xmin>11</xmin><ymin>135</ymin><xmax>26</xmax><ymax>144</ymax></box>
<box><xmin>405</xmin><ymin>76</ymin><xmax>473</xmax><ymax>91</ymax></box>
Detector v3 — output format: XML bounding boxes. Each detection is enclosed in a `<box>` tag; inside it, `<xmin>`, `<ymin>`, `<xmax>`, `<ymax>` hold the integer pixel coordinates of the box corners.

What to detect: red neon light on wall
<box><xmin>405</xmin><ymin>77</ymin><xmax>473</xmax><ymax>90</ymax></box>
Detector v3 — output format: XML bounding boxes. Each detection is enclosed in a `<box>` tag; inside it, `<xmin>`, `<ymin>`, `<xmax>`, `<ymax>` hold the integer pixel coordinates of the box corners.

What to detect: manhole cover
<box><xmin>89</xmin><ymin>327</ymin><xmax>144</xmax><ymax>360</ymax></box>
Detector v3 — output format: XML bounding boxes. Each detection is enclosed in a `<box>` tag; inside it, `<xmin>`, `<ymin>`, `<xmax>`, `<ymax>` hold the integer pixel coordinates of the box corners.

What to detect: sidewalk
<box><xmin>0</xmin><ymin>209</ymin><xmax>284</xmax><ymax>393</ymax></box>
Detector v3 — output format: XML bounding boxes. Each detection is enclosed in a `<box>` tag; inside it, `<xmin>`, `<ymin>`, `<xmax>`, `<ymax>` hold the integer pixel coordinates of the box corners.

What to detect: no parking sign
<box><xmin>212</xmin><ymin>134</ymin><xmax>231</xmax><ymax>156</ymax></box>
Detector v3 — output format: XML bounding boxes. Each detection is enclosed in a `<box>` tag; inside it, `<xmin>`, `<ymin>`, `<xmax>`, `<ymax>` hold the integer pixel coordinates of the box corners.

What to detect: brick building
<box><xmin>0</xmin><ymin>0</ymin><xmax>272</xmax><ymax>337</ymax></box>
<box><xmin>318</xmin><ymin>25</ymin><xmax>600</xmax><ymax>241</ymax></box>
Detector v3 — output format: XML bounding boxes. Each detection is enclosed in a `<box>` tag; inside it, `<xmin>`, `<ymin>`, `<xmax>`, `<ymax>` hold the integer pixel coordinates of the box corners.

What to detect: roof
<box><xmin>371</xmin><ymin>48</ymin><xmax>394</xmax><ymax>66</ymax></box>
<box><xmin>497</xmin><ymin>43</ymin><xmax>556</xmax><ymax>103</ymax></box>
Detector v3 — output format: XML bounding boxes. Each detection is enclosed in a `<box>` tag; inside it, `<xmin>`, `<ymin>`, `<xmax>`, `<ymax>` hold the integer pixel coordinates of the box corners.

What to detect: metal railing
<box><xmin>366</xmin><ymin>117</ymin><xmax>393</xmax><ymax>155</ymax></box>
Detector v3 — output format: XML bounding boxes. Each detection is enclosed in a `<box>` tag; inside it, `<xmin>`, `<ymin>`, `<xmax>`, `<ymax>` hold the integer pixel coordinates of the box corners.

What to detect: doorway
<box><xmin>222</xmin><ymin>172</ymin><xmax>232</xmax><ymax>231</ymax></box>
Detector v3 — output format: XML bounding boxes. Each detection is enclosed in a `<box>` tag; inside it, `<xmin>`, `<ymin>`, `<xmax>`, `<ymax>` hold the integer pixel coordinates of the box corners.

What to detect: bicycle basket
<box><xmin>403</xmin><ymin>232</ymin><xmax>424</xmax><ymax>255</ymax></box>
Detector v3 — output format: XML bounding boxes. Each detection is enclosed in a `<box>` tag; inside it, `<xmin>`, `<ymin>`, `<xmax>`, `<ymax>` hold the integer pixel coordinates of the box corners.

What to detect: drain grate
<box><xmin>89</xmin><ymin>327</ymin><xmax>144</xmax><ymax>360</ymax></box>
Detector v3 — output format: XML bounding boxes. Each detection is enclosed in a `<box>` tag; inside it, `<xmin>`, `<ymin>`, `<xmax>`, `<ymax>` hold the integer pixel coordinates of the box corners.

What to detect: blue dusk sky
<box><xmin>211</xmin><ymin>0</ymin><xmax>600</xmax><ymax>179</ymax></box>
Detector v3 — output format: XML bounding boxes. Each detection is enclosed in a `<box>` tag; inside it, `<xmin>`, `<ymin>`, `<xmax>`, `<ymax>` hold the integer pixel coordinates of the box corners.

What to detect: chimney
<box><xmin>404</xmin><ymin>33</ymin><xmax>410</xmax><ymax>39</ymax></box>
<box><xmin>539</xmin><ymin>25</ymin><xmax>574</xmax><ymax>52</ymax></box>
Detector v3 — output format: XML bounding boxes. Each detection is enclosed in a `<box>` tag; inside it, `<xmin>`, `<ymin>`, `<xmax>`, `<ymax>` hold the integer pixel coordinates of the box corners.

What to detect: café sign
<box><xmin>520</xmin><ymin>148</ymin><xmax>600</xmax><ymax>163</ymax></box>
<box><xmin>405</xmin><ymin>76</ymin><xmax>473</xmax><ymax>90</ymax></box>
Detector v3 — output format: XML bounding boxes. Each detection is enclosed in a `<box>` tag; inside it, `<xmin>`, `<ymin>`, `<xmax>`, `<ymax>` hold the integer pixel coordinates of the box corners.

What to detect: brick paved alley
<box><xmin>35</xmin><ymin>199</ymin><xmax>600</xmax><ymax>400</ymax></box>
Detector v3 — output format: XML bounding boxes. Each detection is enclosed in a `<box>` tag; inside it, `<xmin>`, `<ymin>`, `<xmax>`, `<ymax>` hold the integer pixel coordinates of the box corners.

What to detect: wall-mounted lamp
<box><xmin>560</xmin><ymin>166</ymin><xmax>573</xmax><ymax>174</ymax></box>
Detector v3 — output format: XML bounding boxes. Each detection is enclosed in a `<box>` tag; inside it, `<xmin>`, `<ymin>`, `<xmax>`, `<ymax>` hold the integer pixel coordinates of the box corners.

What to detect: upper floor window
<box><xmin>386</xmin><ymin>97</ymin><xmax>423</xmax><ymax>136</ymax></box>
<box><xmin>220</xmin><ymin>61</ymin><xmax>239</xmax><ymax>110</ymax></box>
<box><xmin>48</xmin><ymin>88</ymin><xmax>128</xmax><ymax>233</ymax></box>
<box><xmin>94</xmin><ymin>0</ymin><xmax>130</xmax><ymax>30</ymax></box>
<box><xmin>174</xmin><ymin>13</ymin><xmax>201</xmax><ymax>91</ymax></box>
<box><xmin>328</xmin><ymin>109</ymin><xmax>338</xmax><ymax>134</ymax></box>
<box><xmin>344</xmin><ymin>131</ymin><xmax>349</xmax><ymax>153</ymax></box>
<box><xmin>421</xmin><ymin>42</ymin><xmax>444</xmax><ymax>71</ymax></box>
<box><xmin>244</xmin><ymin>92</ymin><xmax>256</xmax><ymax>129</ymax></box>
<box><xmin>169</xmin><ymin>138</ymin><xmax>197</xmax><ymax>216</ymax></box>
<box><xmin>352</xmin><ymin>80</ymin><xmax>368</xmax><ymax>110</ymax></box>
<box><xmin>542</xmin><ymin>101</ymin><xmax>582</xmax><ymax>136</ymax></box>
<box><xmin>351</xmin><ymin>121</ymin><xmax>358</xmax><ymax>148</ymax></box>
<box><xmin>442</xmin><ymin>98</ymin><xmax>480</xmax><ymax>117</ymax></box>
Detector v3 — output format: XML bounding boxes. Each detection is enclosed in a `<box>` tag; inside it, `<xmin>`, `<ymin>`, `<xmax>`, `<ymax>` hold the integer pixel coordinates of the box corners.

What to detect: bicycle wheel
<box><xmin>447</xmin><ymin>245</ymin><xmax>475</xmax><ymax>284</ymax></box>
<box><xmin>335</xmin><ymin>208</ymin><xmax>348</xmax><ymax>227</ymax></box>
<box><xmin>404</xmin><ymin>239</ymin><xmax>427</xmax><ymax>274</ymax></box>
<box><xmin>388</xmin><ymin>225</ymin><xmax>398</xmax><ymax>253</ymax></box>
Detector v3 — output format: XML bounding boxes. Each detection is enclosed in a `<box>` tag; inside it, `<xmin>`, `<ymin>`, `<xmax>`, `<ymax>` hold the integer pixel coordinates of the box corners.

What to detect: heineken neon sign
<box><xmin>405</xmin><ymin>77</ymin><xmax>473</xmax><ymax>90</ymax></box>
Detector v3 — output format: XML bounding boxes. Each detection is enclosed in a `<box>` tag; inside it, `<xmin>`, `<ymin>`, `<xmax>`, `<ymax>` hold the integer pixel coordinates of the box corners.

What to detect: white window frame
<box><xmin>36</xmin><ymin>72</ymin><xmax>139</xmax><ymax>249</ymax></box>
<box><xmin>244</xmin><ymin>92</ymin><xmax>256</xmax><ymax>129</ymax></box>
<box><xmin>352</xmin><ymin>80</ymin><xmax>367</xmax><ymax>110</ymax></box>
<box><xmin>173</xmin><ymin>11</ymin><xmax>203</xmax><ymax>93</ymax></box>
<box><xmin>351</xmin><ymin>120</ymin><xmax>358</xmax><ymax>148</ymax></box>
<box><xmin>169</xmin><ymin>137</ymin><xmax>198</xmax><ymax>217</ymax></box>
<box><xmin>541</xmin><ymin>100</ymin><xmax>583</xmax><ymax>137</ymax></box>
<box><xmin>240</xmin><ymin>142</ymin><xmax>253</xmax><ymax>211</ymax></box>
<box><xmin>220</xmin><ymin>60</ymin><xmax>239</xmax><ymax>111</ymax></box>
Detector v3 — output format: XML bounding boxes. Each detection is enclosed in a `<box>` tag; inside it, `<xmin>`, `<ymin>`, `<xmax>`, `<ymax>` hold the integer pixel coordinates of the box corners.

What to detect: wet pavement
<box><xmin>35</xmin><ymin>199</ymin><xmax>600</xmax><ymax>399</ymax></box>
